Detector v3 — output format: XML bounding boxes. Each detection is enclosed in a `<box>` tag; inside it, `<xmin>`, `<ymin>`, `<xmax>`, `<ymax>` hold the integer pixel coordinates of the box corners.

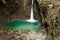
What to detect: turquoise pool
<box><xmin>6</xmin><ymin>20</ymin><xmax>41</xmax><ymax>30</ymax></box>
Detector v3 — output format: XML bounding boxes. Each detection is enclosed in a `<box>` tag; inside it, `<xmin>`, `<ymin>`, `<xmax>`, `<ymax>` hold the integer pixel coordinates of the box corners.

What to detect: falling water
<box><xmin>5</xmin><ymin>0</ymin><xmax>40</xmax><ymax>30</ymax></box>
<box><xmin>27</xmin><ymin>0</ymin><xmax>37</xmax><ymax>22</ymax></box>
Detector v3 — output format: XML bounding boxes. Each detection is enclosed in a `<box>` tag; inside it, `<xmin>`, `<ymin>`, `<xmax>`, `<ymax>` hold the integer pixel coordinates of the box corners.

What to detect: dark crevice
<box><xmin>44</xmin><ymin>22</ymin><xmax>49</xmax><ymax>34</ymax></box>
<box><xmin>34</xmin><ymin>0</ymin><xmax>42</xmax><ymax>25</ymax></box>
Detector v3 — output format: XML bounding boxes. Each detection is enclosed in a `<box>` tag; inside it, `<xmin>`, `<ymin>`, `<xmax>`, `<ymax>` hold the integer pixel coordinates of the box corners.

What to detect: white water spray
<box><xmin>26</xmin><ymin>0</ymin><xmax>37</xmax><ymax>22</ymax></box>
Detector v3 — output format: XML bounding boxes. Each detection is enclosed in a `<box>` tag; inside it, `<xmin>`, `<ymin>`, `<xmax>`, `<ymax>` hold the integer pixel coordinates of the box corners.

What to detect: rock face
<box><xmin>0</xmin><ymin>0</ymin><xmax>60</xmax><ymax>40</ymax></box>
<box><xmin>37</xmin><ymin>0</ymin><xmax>60</xmax><ymax>40</ymax></box>
<box><xmin>0</xmin><ymin>0</ymin><xmax>31</xmax><ymax>24</ymax></box>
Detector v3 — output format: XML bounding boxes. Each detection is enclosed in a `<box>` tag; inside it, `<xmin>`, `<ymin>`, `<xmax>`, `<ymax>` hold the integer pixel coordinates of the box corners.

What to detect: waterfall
<box><xmin>26</xmin><ymin>0</ymin><xmax>37</xmax><ymax>22</ymax></box>
<box><xmin>30</xmin><ymin>0</ymin><xmax>33</xmax><ymax>20</ymax></box>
